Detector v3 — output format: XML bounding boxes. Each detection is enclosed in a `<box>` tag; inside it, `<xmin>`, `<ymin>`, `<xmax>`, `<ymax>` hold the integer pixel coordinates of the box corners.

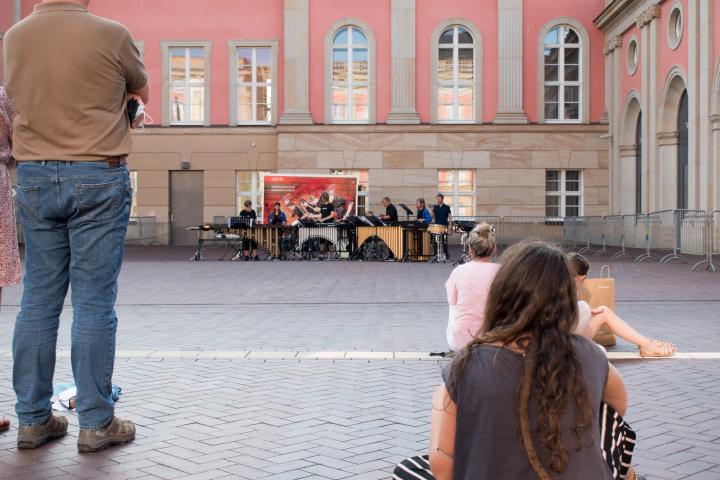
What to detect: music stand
<box><xmin>359</xmin><ymin>215</ymin><xmax>375</xmax><ymax>227</ymax></box>
<box><xmin>366</xmin><ymin>215</ymin><xmax>386</xmax><ymax>227</ymax></box>
<box><xmin>398</xmin><ymin>203</ymin><xmax>414</xmax><ymax>221</ymax></box>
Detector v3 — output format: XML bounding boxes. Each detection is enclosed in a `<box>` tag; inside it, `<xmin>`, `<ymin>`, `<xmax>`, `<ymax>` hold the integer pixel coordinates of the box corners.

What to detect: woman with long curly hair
<box><xmin>429</xmin><ymin>241</ymin><xmax>628</xmax><ymax>479</ymax></box>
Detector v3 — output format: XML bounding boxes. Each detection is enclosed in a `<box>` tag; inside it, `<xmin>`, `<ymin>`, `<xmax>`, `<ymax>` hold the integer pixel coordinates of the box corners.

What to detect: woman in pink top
<box><xmin>0</xmin><ymin>86</ymin><xmax>21</xmax><ymax>432</ymax></box>
<box><xmin>445</xmin><ymin>223</ymin><xmax>499</xmax><ymax>351</ymax></box>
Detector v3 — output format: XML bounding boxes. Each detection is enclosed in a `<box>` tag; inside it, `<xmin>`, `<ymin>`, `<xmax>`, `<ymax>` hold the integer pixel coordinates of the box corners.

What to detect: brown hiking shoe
<box><xmin>77</xmin><ymin>416</ymin><xmax>135</xmax><ymax>452</ymax></box>
<box><xmin>17</xmin><ymin>414</ymin><xmax>68</xmax><ymax>449</ymax></box>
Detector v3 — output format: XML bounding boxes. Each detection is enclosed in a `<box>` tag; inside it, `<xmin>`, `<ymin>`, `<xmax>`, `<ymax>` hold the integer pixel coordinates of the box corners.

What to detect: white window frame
<box><xmin>236</xmin><ymin>171</ymin><xmax>271</xmax><ymax>220</ymax></box>
<box><xmin>667</xmin><ymin>3</ymin><xmax>683</xmax><ymax>51</ymax></box>
<box><xmin>129</xmin><ymin>171</ymin><xmax>139</xmax><ymax>217</ymax></box>
<box><xmin>546</xmin><ymin>170</ymin><xmax>584</xmax><ymax>219</ymax></box>
<box><xmin>330</xmin><ymin>169</ymin><xmax>368</xmax><ymax>216</ymax></box>
<box><xmin>430</xmin><ymin>19</ymin><xmax>482</xmax><ymax>124</ymax></box>
<box><xmin>135</xmin><ymin>40</ymin><xmax>145</xmax><ymax>61</ymax></box>
<box><xmin>161</xmin><ymin>41</ymin><xmax>212</xmax><ymax>126</ymax></box>
<box><xmin>438</xmin><ymin>169</ymin><xmax>476</xmax><ymax>217</ymax></box>
<box><xmin>436</xmin><ymin>26</ymin><xmax>476</xmax><ymax>123</ymax></box>
<box><xmin>537</xmin><ymin>19</ymin><xmax>590</xmax><ymax>124</ymax></box>
<box><xmin>228</xmin><ymin>41</ymin><xmax>279</xmax><ymax>126</ymax></box>
<box><xmin>626</xmin><ymin>36</ymin><xmax>639</xmax><ymax>76</ymax></box>
<box><xmin>324</xmin><ymin>19</ymin><xmax>376</xmax><ymax>124</ymax></box>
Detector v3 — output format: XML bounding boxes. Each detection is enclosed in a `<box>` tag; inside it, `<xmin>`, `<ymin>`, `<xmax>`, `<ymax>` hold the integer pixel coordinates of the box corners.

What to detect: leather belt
<box><xmin>105</xmin><ymin>157</ymin><xmax>127</xmax><ymax>168</ymax></box>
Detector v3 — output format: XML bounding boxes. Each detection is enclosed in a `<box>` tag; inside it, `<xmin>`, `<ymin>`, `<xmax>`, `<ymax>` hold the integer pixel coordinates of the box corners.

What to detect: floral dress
<box><xmin>0</xmin><ymin>86</ymin><xmax>22</xmax><ymax>287</ymax></box>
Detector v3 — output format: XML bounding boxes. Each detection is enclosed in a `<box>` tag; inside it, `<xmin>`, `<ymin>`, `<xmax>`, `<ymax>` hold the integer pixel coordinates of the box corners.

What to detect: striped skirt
<box><xmin>393</xmin><ymin>403</ymin><xmax>636</xmax><ymax>480</ymax></box>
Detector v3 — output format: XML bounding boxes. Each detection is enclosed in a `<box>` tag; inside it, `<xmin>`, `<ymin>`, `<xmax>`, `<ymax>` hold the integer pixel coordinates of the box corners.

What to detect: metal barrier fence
<box><xmin>452</xmin><ymin>216</ymin><xmax>503</xmax><ymax>245</ymax></box>
<box><xmin>588</xmin><ymin>216</ymin><xmax>610</xmax><ymax>256</ymax></box>
<box><xmin>562</xmin><ymin>216</ymin><xmax>577</xmax><ymax>249</ymax></box>
<box><xmin>574</xmin><ymin>217</ymin><xmax>591</xmax><ymax>253</ymax></box>
<box><xmin>644</xmin><ymin>210</ymin><xmax>679</xmax><ymax>263</ymax></box>
<box><xmin>692</xmin><ymin>210</ymin><xmax>719</xmax><ymax>272</ymax></box>
<box><xmin>604</xmin><ymin>215</ymin><xmax>630</xmax><ymax>259</ymax></box>
<box><xmin>678</xmin><ymin>210</ymin><xmax>709</xmax><ymax>262</ymax></box>
<box><xmin>125</xmin><ymin>217</ymin><xmax>164</xmax><ymax>245</ymax></box>
<box><xmin>111</xmin><ymin>210</ymin><xmax>720</xmax><ymax>271</ymax></box>
<box><xmin>500</xmin><ymin>216</ymin><xmax>565</xmax><ymax>245</ymax></box>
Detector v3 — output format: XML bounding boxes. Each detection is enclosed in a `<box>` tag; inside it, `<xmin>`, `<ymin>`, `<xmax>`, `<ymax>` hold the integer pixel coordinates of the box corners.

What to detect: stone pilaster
<box><xmin>604</xmin><ymin>35</ymin><xmax>622</xmax><ymax>214</ymax></box>
<box><xmin>280</xmin><ymin>0</ymin><xmax>313</xmax><ymax>125</ymax></box>
<box><xmin>387</xmin><ymin>0</ymin><xmax>420</xmax><ymax>124</ymax></box>
<box><xmin>696</xmin><ymin>0</ymin><xmax>714</xmax><ymax>209</ymax></box>
<box><xmin>13</xmin><ymin>0</ymin><xmax>21</xmax><ymax>23</ymax></box>
<box><xmin>493</xmin><ymin>0</ymin><xmax>528</xmax><ymax>124</ymax></box>
<box><xmin>712</xmin><ymin>114</ymin><xmax>720</xmax><ymax>210</ymax></box>
<box><xmin>636</xmin><ymin>6</ymin><xmax>659</xmax><ymax>211</ymax></box>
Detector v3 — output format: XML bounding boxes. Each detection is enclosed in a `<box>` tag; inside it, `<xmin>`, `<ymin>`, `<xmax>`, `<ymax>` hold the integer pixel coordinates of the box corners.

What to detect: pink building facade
<box><xmin>598</xmin><ymin>0</ymin><xmax>720</xmax><ymax>216</ymax></box>
<box><xmin>2</xmin><ymin>0</ymin><xmax>719</xmax><ymax>244</ymax></box>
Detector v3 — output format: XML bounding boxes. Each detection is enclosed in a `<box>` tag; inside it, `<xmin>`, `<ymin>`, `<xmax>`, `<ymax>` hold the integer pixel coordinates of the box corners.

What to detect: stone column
<box><xmin>695</xmin><ymin>0</ymin><xmax>714</xmax><ymax>209</ymax></box>
<box><xmin>387</xmin><ymin>0</ymin><xmax>420</xmax><ymax>124</ymax></box>
<box><xmin>619</xmin><ymin>145</ymin><xmax>637</xmax><ymax>215</ymax></box>
<box><xmin>712</xmin><ymin>114</ymin><xmax>720</xmax><ymax>210</ymax></box>
<box><xmin>493</xmin><ymin>0</ymin><xmax>528</xmax><ymax>124</ymax></box>
<box><xmin>636</xmin><ymin>6</ymin><xmax>660</xmax><ymax>211</ymax></box>
<box><xmin>280</xmin><ymin>0</ymin><xmax>313</xmax><ymax>125</ymax></box>
<box><xmin>657</xmin><ymin>132</ymin><xmax>679</xmax><ymax>210</ymax></box>
<box><xmin>604</xmin><ymin>35</ymin><xmax>622</xmax><ymax>214</ymax></box>
<box><xmin>13</xmin><ymin>0</ymin><xmax>21</xmax><ymax>23</ymax></box>
<box><xmin>685</xmin><ymin>0</ymin><xmax>714</xmax><ymax>209</ymax></box>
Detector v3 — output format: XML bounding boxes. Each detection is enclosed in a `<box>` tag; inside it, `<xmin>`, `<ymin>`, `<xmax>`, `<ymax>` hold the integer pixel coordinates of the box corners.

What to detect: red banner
<box><xmin>262</xmin><ymin>174</ymin><xmax>358</xmax><ymax>223</ymax></box>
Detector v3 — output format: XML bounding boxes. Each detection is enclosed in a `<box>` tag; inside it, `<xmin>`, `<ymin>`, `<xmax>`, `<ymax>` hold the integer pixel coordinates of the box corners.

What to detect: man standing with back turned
<box><xmin>4</xmin><ymin>0</ymin><xmax>148</xmax><ymax>451</ymax></box>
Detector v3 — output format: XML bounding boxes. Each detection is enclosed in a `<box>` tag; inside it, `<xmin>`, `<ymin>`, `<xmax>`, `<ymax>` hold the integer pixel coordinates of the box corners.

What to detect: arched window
<box><xmin>431</xmin><ymin>19</ymin><xmax>482</xmax><ymax>124</ymax></box>
<box><xmin>329</xmin><ymin>25</ymin><xmax>370</xmax><ymax>123</ymax></box>
<box><xmin>677</xmin><ymin>90</ymin><xmax>688</xmax><ymax>209</ymax></box>
<box><xmin>635</xmin><ymin>113</ymin><xmax>642</xmax><ymax>214</ymax></box>
<box><xmin>543</xmin><ymin>25</ymin><xmax>580</xmax><ymax>122</ymax></box>
<box><xmin>538</xmin><ymin>20</ymin><xmax>590</xmax><ymax>124</ymax></box>
<box><xmin>437</xmin><ymin>25</ymin><xmax>474</xmax><ymax>122</ymax></box>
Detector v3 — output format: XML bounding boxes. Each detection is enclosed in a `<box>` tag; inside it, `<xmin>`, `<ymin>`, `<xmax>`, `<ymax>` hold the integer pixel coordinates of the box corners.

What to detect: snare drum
<box><xmin>428</xmin><ymin>223</ymin><xmax>448</xmax><ymax>236</ymax></box>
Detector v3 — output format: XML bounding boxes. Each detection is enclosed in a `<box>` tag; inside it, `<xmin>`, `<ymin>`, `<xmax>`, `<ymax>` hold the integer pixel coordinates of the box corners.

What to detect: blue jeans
<box><xmin>13</xmin><ymin>161</ymin><xmax>131</xmax><ymax>429</ymax></box>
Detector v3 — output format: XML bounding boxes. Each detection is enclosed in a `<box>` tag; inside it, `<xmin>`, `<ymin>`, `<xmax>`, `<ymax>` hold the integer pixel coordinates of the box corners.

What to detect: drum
<box><xmin>428</xmin><ymin>223</ymin><xmax>448</xmax><ymax>235</ymax></box>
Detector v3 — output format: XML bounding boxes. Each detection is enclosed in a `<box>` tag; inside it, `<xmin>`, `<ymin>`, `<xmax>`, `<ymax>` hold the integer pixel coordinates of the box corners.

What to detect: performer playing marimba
<box><xmin>269</xmin><ymin>202</ymin><xmax>292</xmax><ymax>260</ymax></box>
<box><xmin>416</xmin><ymin>198</ymin><xmax>432</xmax><ymax>225</ymax></box>
<box><xmin>380</xmin><ymin>197</ymin><xmax>398</xmax><ymax>223</ymax></box>
<box><xmin>239</xmin><ymin>200</ymin><xmax>259</xmax><ymax>261</ymax></box>
<box><xmin>432</xmin><ymin>193</ymin><xmax>452</xmax><ymax>259</ymax></box>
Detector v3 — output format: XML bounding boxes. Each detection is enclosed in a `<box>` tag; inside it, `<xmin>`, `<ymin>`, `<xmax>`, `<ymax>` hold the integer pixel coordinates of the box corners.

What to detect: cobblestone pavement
<box><xmin>0</xmin><ymin>247</ymin><xmax>719</xmax><ymax>479</ymax></box>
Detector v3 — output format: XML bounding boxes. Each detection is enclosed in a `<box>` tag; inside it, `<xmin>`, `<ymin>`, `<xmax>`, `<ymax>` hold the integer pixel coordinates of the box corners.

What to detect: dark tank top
<box><xmin>442</xmin><ymin>336</ymin><xmax>612</xmax><ymax>479</ymax></box>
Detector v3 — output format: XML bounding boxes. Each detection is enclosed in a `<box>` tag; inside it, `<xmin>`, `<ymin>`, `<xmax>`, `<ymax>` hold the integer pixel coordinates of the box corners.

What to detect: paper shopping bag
<box><xmin>583</xmin><ymin>266</ymin><xmax>616</xmax><ymax>346</ymax></box>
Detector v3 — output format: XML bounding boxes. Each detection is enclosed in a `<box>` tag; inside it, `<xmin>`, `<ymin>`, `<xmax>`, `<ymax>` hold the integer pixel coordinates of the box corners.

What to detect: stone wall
<box><xmin>128</xmin><ymin>127</ymin><xmax>278</xmax><ymax>224</ymax></box>
<box><xmin>127</xmin><ymin>124</ymin><xmax>609</xmax><ymax>244</ymax></box>
<box><xmin>277</xmin><ymin>124</ymin><xmax>609</xmax><ymax>216</ymax></box>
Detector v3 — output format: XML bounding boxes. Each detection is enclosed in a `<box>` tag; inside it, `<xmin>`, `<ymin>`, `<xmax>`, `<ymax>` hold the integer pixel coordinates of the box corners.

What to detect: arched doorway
<box><xmin>635</xmin><ymin>112</ymin><xmax>642</xmax><ymax>213</ymax></box>
<box><xmin>660</xmin><ymin>70</ymin><xmax>689</xmax><ymax>210</ymax></box>
<box><xmin>677</xmin><ymin>90</ymin><xmax>688</xmax><ymax>209</ymax></box>
<box><xmin>620</xmin><ymin>93</ymin><xmax>641</xmax><ymax>214</ymax></box>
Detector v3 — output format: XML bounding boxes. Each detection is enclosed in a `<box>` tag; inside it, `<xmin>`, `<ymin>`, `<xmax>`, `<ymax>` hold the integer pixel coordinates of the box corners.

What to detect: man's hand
<box><xmin>127</xmin><ymin>93</ymin><xmax>145</xmax><ymax>129</ymax></box>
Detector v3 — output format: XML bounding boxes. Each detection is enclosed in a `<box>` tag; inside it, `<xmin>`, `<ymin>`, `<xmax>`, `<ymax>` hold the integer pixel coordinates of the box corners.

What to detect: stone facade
<box><xmin>276</xmin><ymin>125</ymin><xmax>608</xmax><ymax>216</ymax></box>
<box><xmin>129</xmin><ymin>128</ymin><xmax>278</xmax><ymax>224</ymax></box>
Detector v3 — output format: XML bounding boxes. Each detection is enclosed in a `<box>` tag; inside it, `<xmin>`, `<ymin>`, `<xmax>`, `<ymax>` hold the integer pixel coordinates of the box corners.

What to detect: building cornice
<box><xmin>594</xmin><ymin>0</ymin><xmax>637</xmax><ymax>30</ymax></box>
<box><xmin>635</xmin><ymin>5</ymin><xmax>661</xmax><ymax>29</ymax></box>
<box><xmin>594</xmin><ymin>0</ymin><xmax>661</xmax><ymax>34</ymax></box>
<box><xmin>275</xmin><ymin>123</ymin><xmax>610</xmax><ymax>135</ymax></box>
<box><xmin>603</xmin><ymin>35</ymin><xmax>623</xmax><ymax>55</ymax></box>
<box><xmin>619</xmin><ymin>144</ymin><xmax>637</xmax><ymax>156</ymax></box>
<box><xmin>657</xmin><ymin>131</ymin><xmax>679</xmax><ymax>145</ymax></box>
<box><xmin>711</xmin><ymin>114</ymin><xmax>720</xmax><ymax>131</ymax></box>
<box><xmin>131</xmin><ymin>124</ymin><xmax>611</xmax><ymax>136</ymax></box>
